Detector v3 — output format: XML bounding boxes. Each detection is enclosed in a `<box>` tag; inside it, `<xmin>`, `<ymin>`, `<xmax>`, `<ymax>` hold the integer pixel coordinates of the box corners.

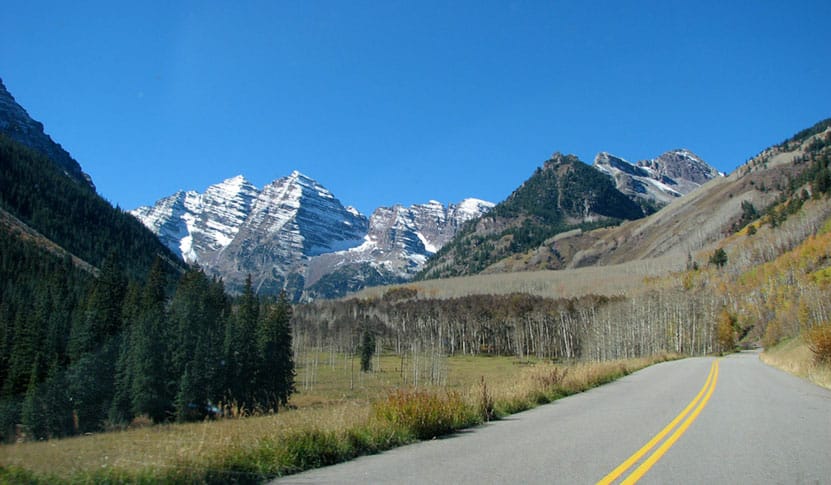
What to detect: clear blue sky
<box><xmin>2</xmin><ymin>1</ymin><xmax>829</xmax><ymax>214</ymax></box>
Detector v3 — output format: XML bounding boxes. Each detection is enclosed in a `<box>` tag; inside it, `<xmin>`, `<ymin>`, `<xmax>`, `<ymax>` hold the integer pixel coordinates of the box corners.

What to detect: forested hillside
<box><xmin>0</xmin><ymin>134</ymin><xmax>181</xmax><ymax>280</ymax></box>
<box><xmin>417</xmin><ymin>153</ymin><xmax>644</xmax><ymax>279</ymax></box>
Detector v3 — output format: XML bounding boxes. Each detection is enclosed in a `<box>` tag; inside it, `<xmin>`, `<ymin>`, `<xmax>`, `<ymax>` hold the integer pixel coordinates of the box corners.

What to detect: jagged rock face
<box><xmin>303</xmin><ymin>198</ymin><xmax>494</xmax><ymax>298</ymax></box>
<box><xmin>131</xmin><ymin>175</ymin><xmax>258</xmax><ymax>263</ymax></box>
<box><xmin>131</xmin><ymin>190</ymin><xmax>195</xmax><ymax>259</ymax></box>
<box><xmin>0</xmin><ymin>78</ymin><xmax>93</xmax><ymax>188</ymax></box>
<box><xmin>417</xmin><ymin>153</ymin><xmax>643</xmax><ymax>280</ymax></box>
<box><xmin>644</xmin><ymin>149</ymin><xmax>721</xmax><ymax>186</ymax></box>
<box><xmin>187</xmin><ymin>175</ymin><xmax>259</xmax><ymax>261</ymax></box>
<box><xmin>132</xmin><ymin>171</ymin><xmax>491</xmax><ymax>299</ymax></box>
<box><xmin>133</xmin><ymin>171</ymin><xmax>368</xmax><ymax>296</ymax></box>
<box><xmin>593</xmin><ymin>149</ymin><xmax>720</xmax><ymax>208</ymax></box>
<box><xmin>214</xmin><ymin>172</ymin><xmax>369</xmax><ymax>295</ymax></box>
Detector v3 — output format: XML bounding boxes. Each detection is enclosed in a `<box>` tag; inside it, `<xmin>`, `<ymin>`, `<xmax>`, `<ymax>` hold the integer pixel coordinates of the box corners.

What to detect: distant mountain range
<box><xmin>133</xmin><ymin>144</ymin><xmax>720</xmax><ymax>298</ymax></box>
<box><xmin>0</xmin><ymin>75</ymin><xmax>726</xmax><ymax>301</ymax></box>
<box><xmin>131</xmin><ymin>174</ymin><xmax>493</xmax><ymax>299</ymax></box>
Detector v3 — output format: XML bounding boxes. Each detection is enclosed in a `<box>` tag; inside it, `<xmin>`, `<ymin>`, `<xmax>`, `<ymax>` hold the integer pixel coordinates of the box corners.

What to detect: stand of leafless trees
<box><xmin>291</xmin><ymin>287</ymin><xmax>719</xmax><ymax>376</ymax></box>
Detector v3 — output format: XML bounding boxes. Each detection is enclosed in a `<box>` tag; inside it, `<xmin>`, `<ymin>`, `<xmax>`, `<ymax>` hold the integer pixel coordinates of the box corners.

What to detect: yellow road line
<box><xmin>597</xmin><ymin>359</ymin><xmax>719</xmax><ymax>485</ymax></box>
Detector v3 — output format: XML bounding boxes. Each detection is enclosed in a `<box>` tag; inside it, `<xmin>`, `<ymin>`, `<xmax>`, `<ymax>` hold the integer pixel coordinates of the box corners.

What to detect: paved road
<box><xmin>273</xmin><ymin>352</ymin><xmax>831</xmax><ymax>484</ymax></box>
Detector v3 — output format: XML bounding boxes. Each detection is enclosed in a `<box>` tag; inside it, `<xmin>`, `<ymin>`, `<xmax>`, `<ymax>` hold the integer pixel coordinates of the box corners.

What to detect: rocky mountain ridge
<box><xmin>483</xmin><ymin>123</ymin><xmax>831</xmax><ymax>275</ymax></box>
<box><xmin>0</xmin><ymin>78</ymin><xmax>93</xmax><ymax>189</ymax></box>
<box><xmin>131</xmin><ymin>174</ymin><xmax>493</xmax><ymax>299</ymax></box>
<box><xmin>593</xmin><ymin>149</ymin><xmax>721</xmax><ymax>210</ymax></box>
<box><xmin>417</xmin><ymin>152</ymin><xmax>646</xmax><ymax>279</ymax></box>
<box><xmin>135</xmin><ymin>147</ymin><xmax>720</xmax><ymax>297</ymax></box>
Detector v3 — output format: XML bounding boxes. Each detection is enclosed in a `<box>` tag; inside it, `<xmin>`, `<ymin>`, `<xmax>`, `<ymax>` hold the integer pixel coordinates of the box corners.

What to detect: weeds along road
<box><xmin>274</xmin><ymin>351</ymin><xmax>831</xmax><ymax>484</ymax></box>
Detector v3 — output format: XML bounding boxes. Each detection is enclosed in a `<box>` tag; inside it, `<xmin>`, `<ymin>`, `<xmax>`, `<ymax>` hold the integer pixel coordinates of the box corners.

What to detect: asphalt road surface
<box><xmin>273</xmin><ymin>351</ymin><xmax>831</xmax><ymax>484</ymax></box>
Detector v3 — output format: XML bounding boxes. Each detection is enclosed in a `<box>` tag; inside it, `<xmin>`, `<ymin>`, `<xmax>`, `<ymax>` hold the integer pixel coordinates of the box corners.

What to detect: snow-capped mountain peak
<box><xmin>453</xmin><ymin>198</ymin><xmax>496</xmax><ymax>220</ymax></box>
<box><xmin>132</xmin><ymin>171</ymin><xmax>489</xmax><ymax>299</ymax></box>
<box><xmin>593</xmin><ymin>149</ymin><xmax>720</xmax><ymax>208</ymax></box>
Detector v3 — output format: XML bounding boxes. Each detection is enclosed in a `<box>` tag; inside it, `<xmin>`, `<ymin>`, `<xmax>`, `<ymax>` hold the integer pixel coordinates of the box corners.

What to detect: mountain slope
<box><xmin>209</xmin><ymin>171</ymin><xmax>369</xmax><ymax>297</ymax></box>
<box><xmin>0</xmin><ymin>78</ymin><xmax>93</xmax><ymax>189</ymax></box>
<box><xmin>0</xmin><ymin>133</ymin><xmax>181</xmax><ymax>280</ymax></box>
<box><xmin>486</xmin><ymin>119</ymin><xmax>831</xmax><ymax>274</ymax></box>
<box><xmin>417</xmin><ymin>153</ymin><xmax>644</xmax><ymax>279</ymax></box>
<box><xmin>131</xmin><ymin>175</ymin><xmax>259</xmax><ymax>264</ymax></box>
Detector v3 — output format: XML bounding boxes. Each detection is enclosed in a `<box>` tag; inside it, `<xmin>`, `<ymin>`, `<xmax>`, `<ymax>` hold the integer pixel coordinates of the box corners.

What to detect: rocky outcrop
<box><xmin>303</xmin><ymin>198</ymin><xmax>493</xmax><ymax>299</ymax></box>
<box><xmin>593</xmin><ymin>149</ymin><xmax>720</xmax><ymax>209</ymax></box>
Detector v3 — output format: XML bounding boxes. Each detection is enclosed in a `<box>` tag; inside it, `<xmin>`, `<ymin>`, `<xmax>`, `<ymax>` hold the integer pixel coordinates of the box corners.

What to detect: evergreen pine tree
<box><xmin>129</xmin><ymin>259</ymin><xmax>171</xmax><ymax>422</ymax></box>
<box><xmin>4</xmin><ymin>311</ymin><xmax>40</xmax><ymax>396</ymax></box>
<box><xmin>108</xmin><ymin>281</ymin><xmax>142</xmax><ymax>425</ymax></box>
<box><xmin>108</xmin><ymin>332</ymin><xmax>133</xmax><ymax>425</ymax></box>
<box><xmin>359</xmin><ymin>327</ymin><xmax>375</xmax><ymax>373</ymax></box>
<box><xmin>171</xmin><ymin>269</ymin><xmax>230</xmax><ymax>421</ymax></box>
<box><xmin>66</xmin><ymin>341</ymin><xmax>118</xmax><ymax>433</ymax></box>
<box><xmin>68</xmin><ymin>254</ymin><xmax>126</xmax><ymax>361</ymax></box>
<box><xmin>38</xmin><ymin>363</ymin><xmax>73</xmax><ymax>438</ymax></box>
<box><xmin>225</xmin><ymin>275</ymin><xmax>259</xmax><ymax>410</ymax></box>
<box><xmin>255</xmin><ymin>291</ymin><xmax>295</xmax><ymax>411</ymax></box>
<box><xmin>21</xmin><ymin>377</ymin><xmax>46</xmax><ymax>440</ymax></box>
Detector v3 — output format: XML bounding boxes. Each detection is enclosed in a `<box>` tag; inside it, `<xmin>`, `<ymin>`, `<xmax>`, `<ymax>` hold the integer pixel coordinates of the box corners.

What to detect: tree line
<box><xmin>292</xmin><ymin>288</ymin><xmax>716</xmax><ymax>373</ymax></box>
<box><xmin>1</xmin><ymin>253</ymin><xmax>295</xmax><ymax>442</ymax></box>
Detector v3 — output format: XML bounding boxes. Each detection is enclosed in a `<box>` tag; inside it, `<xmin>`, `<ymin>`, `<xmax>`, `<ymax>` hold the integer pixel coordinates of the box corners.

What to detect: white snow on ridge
<box><xmin>644</xmin><ymin>177</ymin><xmax>682</xmax><ymax>197</ymax></box>
<box><xmin>133</xmin><ymin>170</ymin><xmax>493</xmax><ymax>294</ymax></box>
<box><xmin>455</xmin><ymin>198</ymin><xmax>495</xmax><ymax>219</ymax></box>
<box><xmin>416</xmin><ymin>231</ymin><xmax>438</xmax><ymax>254</ymax></box>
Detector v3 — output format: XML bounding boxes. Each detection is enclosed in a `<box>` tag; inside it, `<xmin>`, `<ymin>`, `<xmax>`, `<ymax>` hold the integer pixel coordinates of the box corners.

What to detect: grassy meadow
<box><xmin>0</xmin><ymin>352</ymin><xmax>676</xmax><ymax>483</ymax></box>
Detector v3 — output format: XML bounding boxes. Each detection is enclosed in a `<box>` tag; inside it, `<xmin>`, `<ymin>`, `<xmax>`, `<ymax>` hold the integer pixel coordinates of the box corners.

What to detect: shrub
<box><xmin>478</xmin><ymin>377</ymin><xmax>495</xmax><ymax>422</ymax></box>
<box><xmin>717</xmin><ymin>309</ymin><xmax>738</xmax><ymax>353</ymax></box>
<box><xmin>710</xmin><ymin>248</ymin><xmax>728</xmax><ymax>268</ymax></box>
<box><xmin>805</xmin><ymin>324</ymin><xmax>831</xmax><ymax>364</ymax></box>
<box><xmin>372</xmin><ymin>390</ymin><xmax>477</xmax><ymax>440</ymax></box>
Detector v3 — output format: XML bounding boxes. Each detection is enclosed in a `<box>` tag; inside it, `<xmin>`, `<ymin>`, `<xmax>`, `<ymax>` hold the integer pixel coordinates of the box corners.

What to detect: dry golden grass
<box><xmin>355</xmin><ymin>257</ymin><xmax>681</xmax><ymax>301</ymax></box>
<box><xmin>761</xmin><ymin>337</ymin><xmax>831</xmax><ymax>390</ymax></box>
<box><xmin>0</xmin><ymin>401</ymin><xmax>369</xmax><ymax>479</ymax></box>
<box><xmin>291</xmin><ymin>353</ymin><xmax>526</xmax><ymax>407</ymax></box>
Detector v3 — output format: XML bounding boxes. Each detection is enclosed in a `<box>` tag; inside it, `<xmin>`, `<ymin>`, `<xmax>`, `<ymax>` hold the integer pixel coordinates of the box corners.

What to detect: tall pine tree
<box><xmin>129</xmin><ymin>259</ymin><xmax>171</xmax><ymax>422</ymax></box>
<box><xmin>171</xmin><ymin>269</ymin><xmax>229</xmax><ymax>421</ymax></box>
<box><xmin>224</xmin><ymin>275</ymin><xmax>259</xmax><ymax>411</ymax></box>
<box><xmin>255</xmin><ymin>291</ymin><xmax>295</xmax><ymax>411</ymax></box>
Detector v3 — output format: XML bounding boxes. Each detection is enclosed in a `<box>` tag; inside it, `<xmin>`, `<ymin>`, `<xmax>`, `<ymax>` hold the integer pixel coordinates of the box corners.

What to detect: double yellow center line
<box><xmin>597</xmin><ymin>359</ymin><xmax>720</xmax><ymax>485</ymax></box>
